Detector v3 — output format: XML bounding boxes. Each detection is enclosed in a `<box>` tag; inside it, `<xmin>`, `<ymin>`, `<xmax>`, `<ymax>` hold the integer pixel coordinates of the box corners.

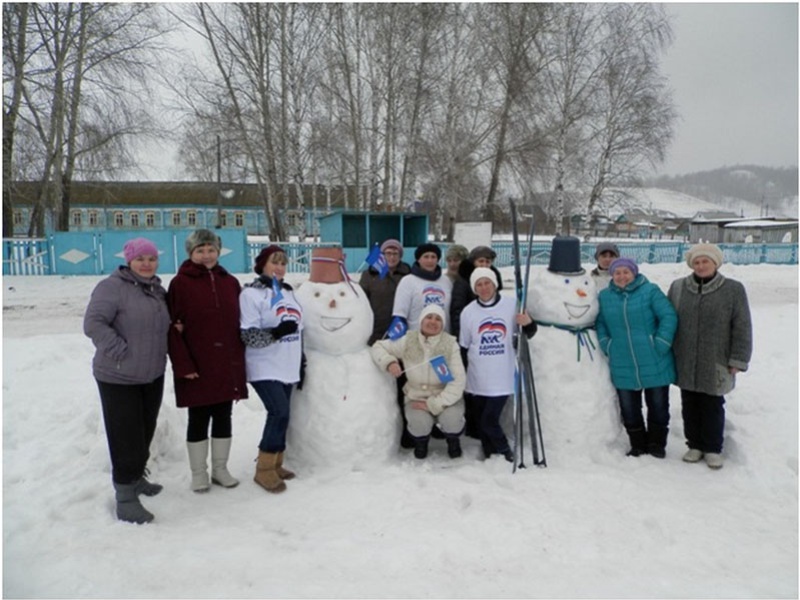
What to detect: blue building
<box><xmin>7</xmin><ymin>180</ymin><xmax>387</xmax><ymax>237</ymax></box>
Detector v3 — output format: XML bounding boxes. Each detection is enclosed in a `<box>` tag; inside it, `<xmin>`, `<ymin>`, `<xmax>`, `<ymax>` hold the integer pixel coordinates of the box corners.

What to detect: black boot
<box><xmin>625</xmin><ymin>428</ymin><xmax>648</xmax><ymax>457</ymax></box>
<box><xmin>647</xmin><ymin>426</ymin><xmax>669</xmax><ymax>459</ymax></box>
<box><xmin>413</xmin><ymin>436</ymin><xmax>430</xmax><ymax>459</ymax></box>
<box><xmin>400</xmin><ymin>429</ymin><xmax>415</xmax><ymax>449</ymax></box>
<box><xmin>446</xmin><ymin>436</ymin><xmax>462</xmax><ymax>459</ymax></box>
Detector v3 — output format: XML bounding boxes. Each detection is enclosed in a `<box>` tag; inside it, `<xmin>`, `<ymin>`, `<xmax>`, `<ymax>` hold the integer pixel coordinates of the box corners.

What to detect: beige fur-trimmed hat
<box><xmin>686</xmin><ymin>243</ymin><xmax>724</xmax><ymax>268</ymax></box>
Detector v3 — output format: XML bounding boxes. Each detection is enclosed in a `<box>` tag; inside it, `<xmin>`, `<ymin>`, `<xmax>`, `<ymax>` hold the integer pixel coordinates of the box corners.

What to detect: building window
<box><xmin>71</xmin><ymin>211</ymin><xmax>82</xmax><ymax>226</ymax></box>
<box><xmin>88</xmin><ymin>211</ymin><xmax>99</xmax><ymax>226</ymax></box>
<box><xmin>13</xmin><ymin>210</ymin><xmax>23</xmax><ymax>226</ymax></box>
<box><xmin>286</xmin><ymin>210</ymin><xmax>300</xmax><ymax>229</ymax></box>
<box><xmin>187</xmin><ymin>211</ymin><xmax>197</xmax><ymax>226</ymax></box>
<box><xmin>130</xmin><ymin>213</ymin><xmax>140</xmax><ymax>227</ymax></box>
<box><xmin>219</xmin><ymin>212</ymin><xmax>227</xmax><ymax>227</ymax></box>
<box><xmin>114</xmin><ymin>212</ymin><xmax>124</xmax><ymax>228</ymax></box>
<box><xmin>234</xmin><ymin>212</ymin><xmax>244</xmax><ymax>227</ymax></box>
<box><xmin>145</xmin><ymin>212</ymin><xmax>155</xmax><ymax>228</ymax></box>
<box><xmin>172</xmin><ymin>211</ymin><xmax>181</xmax><ymax>227</ymax></box>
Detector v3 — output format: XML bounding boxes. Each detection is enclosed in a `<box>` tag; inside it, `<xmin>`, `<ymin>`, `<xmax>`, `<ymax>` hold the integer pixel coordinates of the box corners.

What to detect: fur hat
<box><xmin>445</xmin><ymin>244</ymin><xmax>469</xmax><ymax>262</ymax></box>
<box><xmin>419</xmin><ymin>303</ymin><xmax>446</xmax><ymax>324</ymax></box>
<box><xmin>123</xmin><ymin>238</ymin><xmax>159</xmax><ymax>263</ymax></box>
<box><xmin>380</xmin><ymin>239</ymin><xmax>403</xmax><ymax>257</ymax></box>
<box><xmin>185</xmin><ymin>229</ymin><xmax>221</xmax><ymax>255</ymax></box>
<box><xmin>414</xmin><ymin>243</ymin><xmax>442</xmax><ymax>261</ymax></box>
<box><xmin>609</xmin><ymin>257</ymin><xmax>639</xmax><ymax>278</ymax></box>
<box><xmin>253</xmin><ymin>244</ymin><xmax>286</xmax><ymax>274</ymax></box>
<box><xmin>468</xmin><ymin>245</ymin><xmax>496</xmax><ymax>262</ymax></box>
<box><xmin>594</xmin><ymin>242</ymin><xmax>620</xmax><ymax>260</ymax></box>
<box><xmin>686</xmin><ymin>243</ymin><xmax>724</xmax><ymax>268</ymax></box>
<box><xmin>470</xmin><ymin>267</ymin><xmax>498</xmax><ymax>293</ymax></box>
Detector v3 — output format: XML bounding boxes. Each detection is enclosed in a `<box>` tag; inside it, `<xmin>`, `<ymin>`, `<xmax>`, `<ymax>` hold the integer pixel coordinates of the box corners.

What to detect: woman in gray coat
<box><xmin>668</xmin><ymin>243</ymin><xmax>752</xmax><ymax>470</ymax></box>
<box><xmin>84</xmin><ymin>238</ymin><xmax>170</xmax><ymax>523</ymax></box>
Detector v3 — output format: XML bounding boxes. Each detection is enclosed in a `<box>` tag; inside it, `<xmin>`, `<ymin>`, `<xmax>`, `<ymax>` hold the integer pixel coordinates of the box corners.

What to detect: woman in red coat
<box><xmin>168</xmin><ymin>229</ymin><xmax>248</xmax><ymax>492</ymax></box>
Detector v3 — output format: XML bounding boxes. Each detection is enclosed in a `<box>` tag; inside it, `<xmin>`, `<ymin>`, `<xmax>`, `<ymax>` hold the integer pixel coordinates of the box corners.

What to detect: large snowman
<box><xmin>525</xmin><ymin>236</ymin><xmax>622</xmax><ymax>465</ymax></box>
<box><xmin>288</xmin><ymin>247</ymin><xmax>400</xmax><ymax>472</ymax></box>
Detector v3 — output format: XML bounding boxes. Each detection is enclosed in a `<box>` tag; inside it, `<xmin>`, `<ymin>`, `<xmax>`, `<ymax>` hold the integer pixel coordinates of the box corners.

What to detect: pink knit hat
<box><xmin>123</xmin><ymin>238</ymin><xmax>159</xmax><ymax>263</ymax></box>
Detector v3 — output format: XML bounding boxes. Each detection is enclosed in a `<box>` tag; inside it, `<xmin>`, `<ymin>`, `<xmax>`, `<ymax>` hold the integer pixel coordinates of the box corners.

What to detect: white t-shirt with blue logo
<box><xmin>459</xmin><ymin>295</ymin><xmax>517</xmax><ymax>396</ymax></box>
<box><xmin>392</xmin><ymin>272</ymin><xmax>453</xmax><ymax>333</ymax></box>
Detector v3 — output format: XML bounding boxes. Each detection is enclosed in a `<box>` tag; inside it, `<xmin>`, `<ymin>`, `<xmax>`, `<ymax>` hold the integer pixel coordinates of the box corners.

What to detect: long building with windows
<box><xmin>7</xmin><ymin>180</ymin><xmax>387</xmax><ymax>237</ymax></box>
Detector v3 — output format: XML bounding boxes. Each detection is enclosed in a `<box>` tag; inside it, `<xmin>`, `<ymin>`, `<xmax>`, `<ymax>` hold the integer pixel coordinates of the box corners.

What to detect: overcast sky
<box><xmin>656</xmin><ymin>2</ymin><xmax>798</xmax><ymax>175</ymax></box>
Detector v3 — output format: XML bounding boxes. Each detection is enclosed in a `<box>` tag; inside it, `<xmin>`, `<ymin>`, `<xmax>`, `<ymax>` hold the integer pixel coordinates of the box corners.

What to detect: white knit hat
<box><xmin>420</xmin><ymin>303</ymin><xmax>446</xmax><ymax>324</ymax></box>
<box><xmin>470</xmin><ymin>267</ymin><xmax>498</xmax><ymax>293</ymax></box>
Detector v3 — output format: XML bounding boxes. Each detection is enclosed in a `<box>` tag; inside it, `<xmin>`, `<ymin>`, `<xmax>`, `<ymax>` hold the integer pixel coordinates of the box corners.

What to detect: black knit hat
<box><xmin>254</xmin><ymin>244</ymin><xmax>286</xmax><ymax>274</ymax></box>
<box><xmin>414</xmin><ymin>243</ymin><xmax>441</xmax><ymax>261</ymax></box>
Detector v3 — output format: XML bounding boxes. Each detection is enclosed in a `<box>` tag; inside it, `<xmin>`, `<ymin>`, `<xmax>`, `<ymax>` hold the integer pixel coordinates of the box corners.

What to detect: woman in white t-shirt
<box><xmin>240</xmin><ymin>245</ymin><xmax>303</xmax><ymax>494</ymax></box>
<box><xmin>459</xmin><ymin>268</ymin><xmax>536</xmax><ymax>461</ymax></box>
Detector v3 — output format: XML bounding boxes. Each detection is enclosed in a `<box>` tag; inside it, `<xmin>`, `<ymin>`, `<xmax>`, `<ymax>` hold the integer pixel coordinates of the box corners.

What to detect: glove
<box><xmin>272</xmin><ymin>321</ymin><xmax>298</xmax><ymax>339</ymax></box>
<box><xmin>296</xmin><ymin>353</ymin><xmax>307</xmax><ymax>390</ymax></box>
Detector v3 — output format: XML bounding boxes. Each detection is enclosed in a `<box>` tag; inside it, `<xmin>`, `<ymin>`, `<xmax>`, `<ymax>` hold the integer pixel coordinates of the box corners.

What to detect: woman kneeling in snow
<box><xmin>371</xmin><ymin>304</ymin><xmax>466</xmax><ymax>460</ymax></box>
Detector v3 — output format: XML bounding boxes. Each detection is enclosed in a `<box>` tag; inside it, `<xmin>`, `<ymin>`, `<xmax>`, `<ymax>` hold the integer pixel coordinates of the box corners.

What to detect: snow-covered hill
<box><xmin>601</xmin><ymin>188</ymin><xmax>768</xmax><ymax>219</ymax></box>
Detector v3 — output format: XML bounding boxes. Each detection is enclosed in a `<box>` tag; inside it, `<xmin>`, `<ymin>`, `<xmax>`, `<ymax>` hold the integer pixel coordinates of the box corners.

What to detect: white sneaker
<box><xmin>705</xmin><ymin>453</ymin><xmax>724</xmax><ymax>469</ymax></box>
<box><xmin>682</xmin><ymin>449</ymin><xmax>704</xmax><ymax>463</ymax></box>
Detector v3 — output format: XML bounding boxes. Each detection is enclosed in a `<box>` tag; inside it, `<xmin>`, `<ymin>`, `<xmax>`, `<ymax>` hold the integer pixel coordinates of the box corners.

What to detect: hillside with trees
<box><xmin>647</xmin><ymin>165</ymin><xmax>798</xmax><ymax>217</ymax></box>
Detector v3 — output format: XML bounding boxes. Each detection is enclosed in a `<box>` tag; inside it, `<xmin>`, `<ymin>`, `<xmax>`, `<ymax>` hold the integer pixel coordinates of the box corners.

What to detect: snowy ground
<box><xmin>2</xmin><ymin>263</ymin><xmax>797</xmax><ymax>599</ymax></box>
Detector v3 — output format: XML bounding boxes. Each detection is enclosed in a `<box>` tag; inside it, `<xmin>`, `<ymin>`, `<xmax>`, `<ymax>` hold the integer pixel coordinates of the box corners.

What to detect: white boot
<box><xmin>704</xmin><ymin>452</ymin><xmax>724</xmax><ymax>470</ymax></box>
<box><xmin>187</xmin><ymin>440</ymin><xmax>210</xmax><ymax>492</ymax></box>
<box><xmin>210</xmin><ymin>437</ymin><xmax>239</xmax><ymax>488</ymax></box>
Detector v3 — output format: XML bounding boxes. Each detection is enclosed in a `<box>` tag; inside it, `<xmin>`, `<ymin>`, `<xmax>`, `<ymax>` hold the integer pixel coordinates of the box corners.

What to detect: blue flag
<box><xmin>430</xmin><ymin>355</ymin><xmax>455</xmax><ymax>384</ymax></box>
<box><xmin>365</xmin><ymin>244</ymin><xmax>389</xmax><ymax>279</ymax></box>
<box><xmin>386</xmin><ymin>316</ymin><xmax>407</xmax><ymax>340</ymax></box>
<box><xmin>270</xmin><ymin>277</ymin><xmax>284</xmax><ymax>308</ymax></box>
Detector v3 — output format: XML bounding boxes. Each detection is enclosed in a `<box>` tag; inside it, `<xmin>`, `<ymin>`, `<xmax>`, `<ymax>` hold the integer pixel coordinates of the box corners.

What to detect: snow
<box><xmin>2</xmin><ymin>263</ymin><xmax>798</xmax><ymax>598</ymax></box>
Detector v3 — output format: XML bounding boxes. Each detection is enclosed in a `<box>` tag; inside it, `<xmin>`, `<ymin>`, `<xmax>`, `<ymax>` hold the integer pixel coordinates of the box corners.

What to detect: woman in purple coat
<box><xmin>168</xmin><ymin>229</ymin><xmax>248</xmax><ymax>492</ymax></box>
<box><xmin>84</xmin><ymin>238</ymin><xmax>170</xmax><ymax>524</ymax></box>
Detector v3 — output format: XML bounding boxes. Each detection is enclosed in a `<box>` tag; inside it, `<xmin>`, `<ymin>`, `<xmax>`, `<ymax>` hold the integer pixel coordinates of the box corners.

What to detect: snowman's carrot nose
<box><xmin>576</xmin><ymin>289</ymin><xmax>587</xmax><ymax>298</ymax></box>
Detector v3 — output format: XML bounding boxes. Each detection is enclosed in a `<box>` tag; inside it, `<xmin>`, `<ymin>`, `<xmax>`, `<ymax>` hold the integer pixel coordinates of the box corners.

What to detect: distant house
<box><xmin>7</xmin><ymin>180</ymin><xmax>380</xmax><ymax>237</ymax></box>
<box><xmin>723</xmin><ymin>219</ymin><xmax>798</xmax><ymax>243</ymax></box>
<box><xmin>689</xmin><ymin>213</ymin><xmax>747</xmax><ymax>243</ymax></box>
<box><xmin>613</xmin><ymin>209</ymin><xmax>667</xmax><ymax>238</ymax></box>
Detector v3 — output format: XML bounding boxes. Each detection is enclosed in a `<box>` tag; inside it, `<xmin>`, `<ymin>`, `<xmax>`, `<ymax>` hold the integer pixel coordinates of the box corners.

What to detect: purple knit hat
<box><xmin>609</xmin><ymin>257</ymin><xmax>639</xmax><ymax>278</ymax></box>
<box><xmin>123</xmin><ymin>238</ymin><xmax>159</xmax><ymax>263</ymax></box>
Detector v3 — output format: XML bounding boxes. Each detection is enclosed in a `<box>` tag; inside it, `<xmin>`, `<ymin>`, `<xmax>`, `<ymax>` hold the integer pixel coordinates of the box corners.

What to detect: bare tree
<box><xmin>2</xmin><ymin>3</ymin><xmax>29</xmax><ymax>237</ymax></box>
<box><xmin>585</xmin><ymin>4</ymin><xmax>676</xmax><ymax>220</ymax></box>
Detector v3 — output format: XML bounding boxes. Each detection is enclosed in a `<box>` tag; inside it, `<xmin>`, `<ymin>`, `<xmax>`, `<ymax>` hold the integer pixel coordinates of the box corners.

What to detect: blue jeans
<box><xmin>681</xmin><ymin>389</ymin><xmax>725</xmax><ymax>453</ymax></box>
<box><xmin>616</xmin><ymin>386</ymin><xmax>670</xmax><ymax>432</ymax></box>
<box><xmin>250</xmin><ymin>380</ymin><xmax>293</xmax><ymax>453</ymax></box>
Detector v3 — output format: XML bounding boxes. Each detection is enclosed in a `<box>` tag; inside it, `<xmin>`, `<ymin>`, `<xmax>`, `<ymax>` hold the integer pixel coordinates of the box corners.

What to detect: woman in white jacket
<box><xmin>371</xmin><ymin>304</ymin><xmax>466</xmax><ymax>459</ymax></box>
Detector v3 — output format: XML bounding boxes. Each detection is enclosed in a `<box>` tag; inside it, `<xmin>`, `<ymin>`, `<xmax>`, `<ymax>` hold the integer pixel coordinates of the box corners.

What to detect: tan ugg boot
<box><xmin>276</xmin><ymin>452</ymin><xmax>296</xmax><ymax>480</ymax></box>
<box><xmin>254</xmin><ymin>451</ymin><xmax>287</xmax><ymax>493</ymax></box>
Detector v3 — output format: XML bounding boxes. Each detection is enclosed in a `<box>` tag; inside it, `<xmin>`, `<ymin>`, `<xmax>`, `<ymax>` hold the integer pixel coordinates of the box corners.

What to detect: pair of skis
<box><xmin>509</xmin><ymin>199</ymin><xmax>547</xmax><ymax>471</ymax></box>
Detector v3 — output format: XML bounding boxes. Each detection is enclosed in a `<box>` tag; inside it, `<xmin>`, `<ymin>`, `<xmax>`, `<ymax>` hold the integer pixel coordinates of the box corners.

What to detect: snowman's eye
<box><xmin>314</xmin><ymin>291</ymin><xmax>321</xmax><ymax>298</ymax></box>
<box><xmin>584</xmin><ymin>280</ymin><xmax>589</xmax><ymax>285</ymax></box>
<box><xmin>564</xmin><ymin>279</ymin><xmax>570</xmax><ymax>284</ymax></box>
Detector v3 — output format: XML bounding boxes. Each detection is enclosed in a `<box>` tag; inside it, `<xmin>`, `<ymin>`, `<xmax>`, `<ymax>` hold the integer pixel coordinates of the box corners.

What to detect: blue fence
<box><xmin>3</xmin><ymin>235</ymin><xmax>797</xmax><ymax>276</ymax></box>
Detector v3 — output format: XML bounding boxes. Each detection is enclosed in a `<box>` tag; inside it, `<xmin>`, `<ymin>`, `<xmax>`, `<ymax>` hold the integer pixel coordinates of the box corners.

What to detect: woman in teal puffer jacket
<box><xmin>596</xmin><ymin>258</ymin><xmax>677</xmax><ymax>458</ymax></box>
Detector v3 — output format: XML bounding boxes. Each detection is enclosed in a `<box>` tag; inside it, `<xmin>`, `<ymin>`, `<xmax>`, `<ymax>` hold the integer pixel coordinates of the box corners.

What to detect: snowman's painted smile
<box><xmin>320</xmin><ymin>316</ymin><xmax>352</xmax><ymax>332</ymax></box>
<box><xmin>563</xmin><ymin>303</ymin><xmax>590</xmax><ymax>319</ymax></box>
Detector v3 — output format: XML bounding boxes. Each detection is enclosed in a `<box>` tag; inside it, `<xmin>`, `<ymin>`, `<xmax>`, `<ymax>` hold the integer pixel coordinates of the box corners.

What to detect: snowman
<box><xmin>525</xmin><ymin>236</ymin><xmax>622</xmax><ymax>465</ymax></box>
<box><xmin>287</xmin><ymin>247</ymin><xmax>400</xmax><ymax>471</ymax></box>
